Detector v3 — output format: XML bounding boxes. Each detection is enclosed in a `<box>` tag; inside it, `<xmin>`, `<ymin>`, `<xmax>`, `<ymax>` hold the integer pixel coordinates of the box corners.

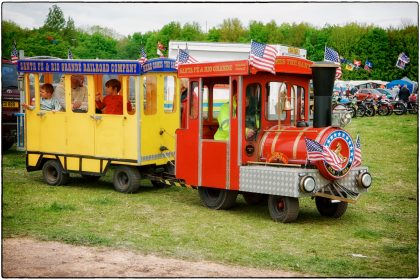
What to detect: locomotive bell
<box><xmin>283</xmin><ymin>98</ymin><xmax>292</xmax><ymax>111</ymax></box>
<box><xmin>310</xmin><ymin>62</ymin><xmax>338</xmax><ymax>128</ymax></box>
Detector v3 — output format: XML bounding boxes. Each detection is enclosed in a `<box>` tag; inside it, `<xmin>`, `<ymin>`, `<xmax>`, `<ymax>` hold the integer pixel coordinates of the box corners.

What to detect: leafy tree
<box><xmin>218</xmin><ymin>18</ymin><xmax>247</xmax><ymax>42</ymax></box>
<box><xmin>43</xmin><ymin>4</ymin><xmax>65</xmax><ymax>31</ymax></box>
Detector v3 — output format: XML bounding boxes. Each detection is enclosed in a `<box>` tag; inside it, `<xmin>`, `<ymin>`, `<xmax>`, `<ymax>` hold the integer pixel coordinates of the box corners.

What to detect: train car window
<box><xmin>212</xmin><ymin>84</ymin><xmax>229</xmax><ymax>119</ymax></box>
<box><xmin>189</xmin><ymin>81</ymin><xmax>199</xmax><ymax>119</ymax></box>
<box><xmin>266</xmin><ymin>82</ymin><xmax>288</xmax><ymax>121</ymax></box>
<box><xmin>164</xmin><ymin>76</ymin><xmax>175</xmax><ymax>113</ymax></box>
<box><xmin>245</xmin><ymin>83</ymin><xmax>261</xmax><ymax>141</ymax></box>
<box><xmin>27</xmin><ymin>74</ymin><xmax>36</xmax><ymax>105</ymax></box>
<box><xmin>202</xmin><ymin>86</ymin><xmax>209</xmax><ymax>120</ymax></box>
<box><xmin>144</xmin><ymin>76</ymin><xmax>157</xmax><ymax>115</ymax></box>
<box><xmin>71</xmin><ymin>75</ymin><xmax>88</xmax><ymax>113</ymax></box>
<box><xmin>231</xmin><ymin>80</ymin><xmax>237</xmax><ymax>119</ymax></box>
<box><xmin>128</xmin><ymin>76</ymin><xmax>136</xmax><ymax>115</ymax></box>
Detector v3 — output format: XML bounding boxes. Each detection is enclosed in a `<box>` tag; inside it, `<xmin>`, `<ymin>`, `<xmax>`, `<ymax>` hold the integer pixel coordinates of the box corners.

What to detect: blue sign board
<box><xmin>17</xmin><ymin>58</ymin><xmax>177</xmax><ymax>75</ymax></box>
<box><xmin>142</xmin><ymin>58</ymin><xmax>177</xmax><ymax>74</ymax></box>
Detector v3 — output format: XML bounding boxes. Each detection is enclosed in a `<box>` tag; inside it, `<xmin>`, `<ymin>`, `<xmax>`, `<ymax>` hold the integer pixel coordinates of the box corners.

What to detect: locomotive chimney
<box><xmin>310</xmin><ymin>62</ymin><xmax>338</xmax><ymax>128</ymax></box>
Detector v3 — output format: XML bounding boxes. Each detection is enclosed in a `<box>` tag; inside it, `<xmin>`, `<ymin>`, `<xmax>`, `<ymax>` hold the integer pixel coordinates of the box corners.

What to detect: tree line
<box><xmin>2</xmin><ymin>4</ymin><xmax>418</xmax><ymax>81</ymax></box>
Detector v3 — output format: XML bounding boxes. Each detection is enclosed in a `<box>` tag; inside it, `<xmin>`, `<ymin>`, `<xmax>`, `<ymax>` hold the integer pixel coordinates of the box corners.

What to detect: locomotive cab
<box><xmin>176</xmin><ymin>56</ymin><xmax>371</xmax><ymax>222</ymax></box>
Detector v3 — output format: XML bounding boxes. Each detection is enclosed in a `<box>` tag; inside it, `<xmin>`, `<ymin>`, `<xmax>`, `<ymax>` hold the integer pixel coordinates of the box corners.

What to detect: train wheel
<box><xmin>268</xmin><ymin>195</ymin><xmax>299</xmax><ymax>223</ymax></box>
<box><xmin>42</xmin><ymin>159</ymin><xmax>69</xmax><ymax>186</ymax></box>
<box><xmin>113</xmin><ymin>166</ymin><xmax>141</xmax><ymax>193</ymax></box>
<box><xmin>242</xmin><ymin>193</ymin><xmax>267</xmax><ymax>205</ymax></box>
<box><xmin>315</xmin><ymin>196</ymin><xmax>348</xmax><ymax>218</ymax></box>
<box><xmin>198</xmin><ymin>187</ymin><xmax>238</xmax><ymax>210</ymax></box>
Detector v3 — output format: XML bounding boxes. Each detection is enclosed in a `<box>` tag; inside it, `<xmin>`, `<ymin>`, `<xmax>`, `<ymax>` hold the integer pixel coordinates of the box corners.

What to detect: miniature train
<box><xmin>18</xmin><ymin>55</ymin><xmax>371</xmax><ymax>222</ymax></box>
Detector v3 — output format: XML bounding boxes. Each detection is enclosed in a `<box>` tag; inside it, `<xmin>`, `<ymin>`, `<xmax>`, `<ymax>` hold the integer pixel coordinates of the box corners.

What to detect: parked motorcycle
<box><xmin>376</xmin><ymin>96</ymin><xmax>392</xmax><ymax>116</ymax></box>
<box><xmin>363</xmin><ymin>98</ymin><xmax>377</xmax><ymax>117</ymax></box>
<box><xmin>356</xmin><ymin>100</ymin><xmax>367</xmax><ymax>117</ymax></box>
<box><xmin>389</xmin><ymin>98</ymin><xmax>407</xmax><ymax>115</ymax></box>
<box><xmin>332</xmin><ymin>96</ymin><xmax>357</xmax><ymax>118</ymax></box>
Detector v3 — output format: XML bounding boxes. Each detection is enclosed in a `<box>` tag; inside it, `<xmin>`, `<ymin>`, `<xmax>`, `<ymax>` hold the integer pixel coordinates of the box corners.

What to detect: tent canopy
<box><xmin>386</xmin><ymin>79</ymin><xmax>414</xmax><ymax>93</ymax></box>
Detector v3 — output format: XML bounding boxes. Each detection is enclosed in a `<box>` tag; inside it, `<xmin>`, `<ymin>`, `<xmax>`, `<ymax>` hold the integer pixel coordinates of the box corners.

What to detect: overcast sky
<box><xmin>2</xmin><ymin>2</ymin><xmax>418</xmax><ymax>37</ymax></box>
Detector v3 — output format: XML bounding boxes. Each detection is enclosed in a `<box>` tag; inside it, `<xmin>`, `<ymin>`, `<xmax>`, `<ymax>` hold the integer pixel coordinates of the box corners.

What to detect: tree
<box><xmin>43</xmin><ymin>4</ymin><xmax>65</xmax><ymax>31</ymax></box>
<box><xmin>218</xmin><ymin>18</ymin><xmax>247</xmax><ymax>42</ymax></box>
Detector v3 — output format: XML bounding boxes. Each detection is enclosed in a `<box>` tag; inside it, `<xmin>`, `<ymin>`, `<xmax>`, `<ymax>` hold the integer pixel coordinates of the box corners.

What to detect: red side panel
<box><xmin>176</xmin><ymin>125</ymin><xmax>199</xmax><ymax>186</ymax></box>
<box><xmin>201</xmin><ymin>141</ymin><xmax>227</xmax><ymax>188</ymax></box>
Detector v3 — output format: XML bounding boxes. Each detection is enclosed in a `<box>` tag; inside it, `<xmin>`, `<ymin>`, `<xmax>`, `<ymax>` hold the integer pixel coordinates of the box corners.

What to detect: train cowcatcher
<box><xmin>19</xmin><ymin>55</ymin><xmax>371</xmax><ymax>223</ymax></box>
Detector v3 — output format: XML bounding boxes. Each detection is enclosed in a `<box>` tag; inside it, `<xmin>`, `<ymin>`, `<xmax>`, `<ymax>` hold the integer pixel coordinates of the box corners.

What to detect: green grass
<box><xmin>2</xmin><ymin>114</ymin><xmax>418</xmax><ymax>277</ymax></box>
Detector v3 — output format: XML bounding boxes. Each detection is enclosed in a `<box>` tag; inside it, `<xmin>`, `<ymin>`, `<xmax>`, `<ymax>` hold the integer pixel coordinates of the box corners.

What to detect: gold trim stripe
<box><xmin>293</xmin><ymin>127</ymin><xmax>311</xmax><ymax>159</ymax></box>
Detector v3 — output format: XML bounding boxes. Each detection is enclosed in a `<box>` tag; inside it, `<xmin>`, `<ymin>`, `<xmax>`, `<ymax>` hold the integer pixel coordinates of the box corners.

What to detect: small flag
<box><xmin>249</xmin><ymin>40</ymin><xmax>277</xmax><ymax>74</ymax></box>
<box><xmin>353</xmin><ymin>135</ymin><xmax>362</xmax><ymax>167</ymax></box>
<box><xmin>11</xmin><ymin>40</ymin><xmax>18</xmax><ymax>64</ymax></box>
<box><xmin>353</xmin><ymin>60</ymin><xmax>361</xmax><ymax>68</ymax></box>
<box><xmin>340</xmin><ymin>57</ymin><xmax>348</xmax><ymax>64</ymax></box>
<box><xmin>345</xmin><ymin>63</ymin><xmax>354</xmax><ymax>71</ymax></box>
<box><xmin>67</xmin><ymin>48</ymin><xmax>73</xmax><ymax>59</ymax></box>
<box><xmin>138</xmin><ymin>46</ymin><xmax>147</xmax><ymax>65</ymax></box>
<box><xmin>175</xmin><ymin>48</ymin><xmax>198</xmax><ymax>69</ymax></box>
<box><xmin>305</xmin><ymin>138</ymin><xmax>343</xmax><ymax>170</ymax></box>
<box><xmin>324</xmin><ymin>47</ymin><xmax>342</xmax><ymax>79</ymax></box>
<box><xmin>157</xmin><ymin>41</ymin><xmax>165</xmax><ymax>57</ymax></box>
<box><xmin>396</xmin><ymin>52</ymin><xmax>410</xmax><ymax>70</ymax></box>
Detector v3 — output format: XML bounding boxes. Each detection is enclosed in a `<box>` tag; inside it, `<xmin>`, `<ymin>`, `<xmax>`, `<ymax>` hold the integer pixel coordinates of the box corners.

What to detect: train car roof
<box><xmin>177</xmin><ymin>56</ymin><xmax>313</xmax><ymax>78</ymax></box>
<box><xmin>17</xmin><ymin>57</ymin><xmax>177</xmax><ymax>75</ymax></box>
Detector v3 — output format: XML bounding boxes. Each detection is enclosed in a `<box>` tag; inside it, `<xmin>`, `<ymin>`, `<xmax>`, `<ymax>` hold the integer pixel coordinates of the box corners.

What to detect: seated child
<box><xmin>22</xmin><ymin>83</ymin><xmax>61</xmax><ymax>112</ymax></box>
<box><xmin>95</xmin><ymin>79</ymin><xmax>132</xmax><ymax>115</ymax></box>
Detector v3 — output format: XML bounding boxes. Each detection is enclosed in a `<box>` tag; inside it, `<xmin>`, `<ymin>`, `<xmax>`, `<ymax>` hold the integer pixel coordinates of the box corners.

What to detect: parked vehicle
<box><xmin>363</xmin><ymin>98</ymin><xmax>377</xmax><ymax>117</ymax></box>
<box><xmin>332</xmin><ymin>96</ymin><xmax>357</xmax><ymax>118</ymax></box>
<box><xmin>356</xmin><ymin>100</ymin><xmax>367</xmax><ymax>117</ymax></box>
<box><xmin>376</xmin><ymin>88</ymin><xmax>397</xmax><ymax>100</ymax></box>
<box><xmin>390</xmin><ymin>99</ymin><xmax>407</xmax><ymax>115</ymax></box>
<box><xmin>354</xmin><ymin>88</ymin><xmax>385</xmax><ymax>101</ymax></box>
<box><xmin>1</xmin><ymin>59</ymin><xmax>20</xmax><ymax>150</ymax></box>
<box><xmin>376</xmin><ymin>96</ymin><xmax>392</xmax><ymax>116</ymax></box>
<box><xmin>406</xmin><ymin>100</ymin><xmax>418</xmax><ymax>114</ymax></box>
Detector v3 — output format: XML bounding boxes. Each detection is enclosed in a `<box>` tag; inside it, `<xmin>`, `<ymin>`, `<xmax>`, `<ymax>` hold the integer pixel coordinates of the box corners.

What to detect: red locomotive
<box><xmin>175</xmin><ymin>56</ymin><xmax>371</xmax><ymax>222</ymax></box>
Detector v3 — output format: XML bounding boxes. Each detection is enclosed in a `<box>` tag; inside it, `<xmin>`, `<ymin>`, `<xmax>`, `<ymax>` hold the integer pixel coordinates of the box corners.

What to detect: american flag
<box><xmin>11</xmin><ymin>40</ymin><xmax>18</xmax><ymax>64</ymax></box>
<box><xmin>175</xmin><ymin>49</ymin><xmax>198</xmax><ymax>69</ymax></box>
<box><xmin>138</xmin><ymin>46</ymin><xmax>147</xmax><ymax>65</ymax></box>
<box><xmin>353</xmin><ymin>135</ymin><xmax>362</xmax><ymax>167</ymax></box>
<box><xmin>324</xmin><ymin>47</ymin><xmax>342</xmax><ymax>79</ymax></box>
<box><xmin>305</xmin><ymin>138</ymin><xmax>325</xmax><ymax>162</ymax></box>
<box><xmin>305</xmin><ymin>138</ymin><xmax>343</xmax><ymax>170</ymax></box>
<box><xmin>249</xmin><ymin>41</ymin><xmax>277</xmax><ymax>74</ymax></box>
<box><xmin>67</xmin><ymin>48</ymin><xmax>73</xmax><ymax>59</ymax></box>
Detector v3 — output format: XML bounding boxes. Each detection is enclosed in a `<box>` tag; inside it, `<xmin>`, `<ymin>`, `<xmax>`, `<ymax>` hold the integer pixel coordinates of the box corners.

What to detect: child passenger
<box><xmin>22</xmin><ymin>83</ymin><xmax>62</xmax><ymax>112</ymax></box>
<box><xmin>95</xmin><ymin>79</ymin><xmax>132</xmax><ymax>115</ymax></box>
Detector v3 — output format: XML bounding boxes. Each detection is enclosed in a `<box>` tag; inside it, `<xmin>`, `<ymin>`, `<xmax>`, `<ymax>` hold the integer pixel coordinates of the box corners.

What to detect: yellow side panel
<box><xmin>39</xmin><ymin>112</ymin><xmax>67</xmax><ymax>153</ymax></box>
<box><xmin>94</xmin><ymin>115</ymin><xmax>124</xmax><ymax>158</ymax></box>
<box><xmin>140</xmin><ymin>74</ymin><xmax>179</xmax><ymax>166</ymax></box>
<box><xmin>25</xmin><ymin>110</ymin><xmax>41</xmax><ymax>152</ymax></box>
<box><xmin>122</xmin><ymin>116</ymin><xmax>138</xmax><ymax>160</ymax></box>
<box><xmin>81</xmin><ymin>158</ymin><xmax>102</xmax><ymax>173</ymax></box>
<box><xmin>67</xmin><ymin>114</ymin><xmax>95</xmax><ymax>156</ymax></box>
<box><xmin>66</xmin><ymin>157</ymin><xmax>80</xmax><ymax>171</ymax></box>
<box><xmin>28</xmin><ymin>154</ymin><xmax>41</xmax><ymax>167</ymax></box>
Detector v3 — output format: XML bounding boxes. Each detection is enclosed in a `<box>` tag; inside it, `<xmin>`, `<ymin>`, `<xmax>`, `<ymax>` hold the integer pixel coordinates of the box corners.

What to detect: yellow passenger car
<box><xmin>19</xmin><ymin>58</ymin><xmax>179</xmax><ymax>193</ymax></box>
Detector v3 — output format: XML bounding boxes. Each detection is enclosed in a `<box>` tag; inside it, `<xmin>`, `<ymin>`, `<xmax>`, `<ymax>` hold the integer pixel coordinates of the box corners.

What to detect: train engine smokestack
<box><xmin>310</xmin><ymin>62</ymin><xmax>338</xmax><ymax>128</ymax></box>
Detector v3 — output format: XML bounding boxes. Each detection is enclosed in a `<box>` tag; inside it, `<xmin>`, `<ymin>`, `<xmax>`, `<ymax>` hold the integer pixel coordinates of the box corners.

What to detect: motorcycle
<box><xmin>356</xmin><ymin>99</ymin><xmax>367</xmax><ymax>117</ymax></box>
<box><xmin>389</xmin><ymin>98</ymin><xmax>407</xmax><ymax>115</ymax></box>
<box><xmin>376</xmin><ymin>96</ymin><xmax>392</xmax><ymax>116</ymax></box>
<box><xmin>363</xmin><ymin>98</ymin><xmax>377</xmax><ymax>117</ymax></box>
<box><xmin>332</xmin><ymin>96</ymin><xmax>357</xmax><ymax>118</ymax></box>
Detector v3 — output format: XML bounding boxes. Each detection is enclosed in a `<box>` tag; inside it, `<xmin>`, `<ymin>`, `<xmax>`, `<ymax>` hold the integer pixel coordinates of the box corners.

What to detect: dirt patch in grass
<box><xmin>2</xmin><ymin>238</ymin><xmax>307</xmax><ymax>277</ymax></box>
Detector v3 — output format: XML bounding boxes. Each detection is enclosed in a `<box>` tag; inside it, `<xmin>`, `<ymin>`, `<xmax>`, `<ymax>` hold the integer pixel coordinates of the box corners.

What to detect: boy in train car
<box><xmin>95</xmin><ymin>79</ymin><xmax>132</xmax><ymax>115</ymax></box>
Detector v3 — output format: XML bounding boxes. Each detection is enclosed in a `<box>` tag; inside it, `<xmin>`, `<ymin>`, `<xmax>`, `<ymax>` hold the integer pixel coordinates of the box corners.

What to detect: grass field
<box><xmin>2</xmin><ymin>114</ymin><xmax>418</xmax><ymax>277</ymax></box>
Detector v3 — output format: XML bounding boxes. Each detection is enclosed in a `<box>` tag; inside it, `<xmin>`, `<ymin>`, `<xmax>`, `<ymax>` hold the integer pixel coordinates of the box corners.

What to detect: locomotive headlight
<box><xmin>299</xmin><ymin>175</ymin><xmax>316</xmax><ymax>193</ymax></box>
<box><xmin>358</xmin><ymin>172</ymin><xmax>372</xmax><ymax>188</ymax></box>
